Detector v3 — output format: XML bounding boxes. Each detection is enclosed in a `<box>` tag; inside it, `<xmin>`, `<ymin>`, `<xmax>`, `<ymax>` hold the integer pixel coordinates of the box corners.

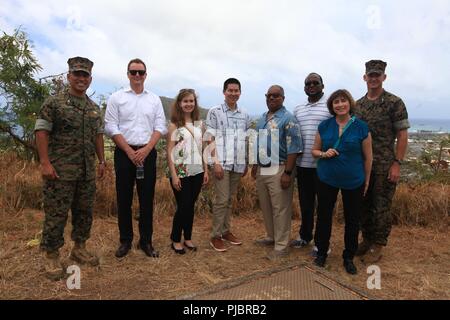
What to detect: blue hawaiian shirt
<box><xmin>254</xmin><ymin>106</ymin><xmax>303</xmax><ymax>166</ymax></box>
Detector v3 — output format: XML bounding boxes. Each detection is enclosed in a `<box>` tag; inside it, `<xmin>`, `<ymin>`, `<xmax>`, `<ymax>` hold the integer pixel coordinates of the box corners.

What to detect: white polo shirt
<box><xmin>293</xmin><ymin>95</ymin><xmax>332</xmax><ymax>168</ymax></box>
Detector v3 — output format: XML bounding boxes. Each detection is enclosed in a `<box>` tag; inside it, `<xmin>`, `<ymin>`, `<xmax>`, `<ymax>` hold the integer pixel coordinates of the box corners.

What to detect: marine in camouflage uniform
<box><xmin>35</xmin><ymin>57</ymin><xmax>105</xmax><ymax>280</ymax></box>
<box><xmin>354</xmin><ymin>60</ymin><xmax>410</xmax><ymax>263</ymax></box>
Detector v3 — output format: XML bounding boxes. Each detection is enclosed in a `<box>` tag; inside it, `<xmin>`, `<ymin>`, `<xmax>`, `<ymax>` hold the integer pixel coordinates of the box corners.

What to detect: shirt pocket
<box><xmin>341</xmin><ymin>136</ymin><xmax>361</xmax><ymax>153</ymax></box>
<box><xmin>57</xmin><ymin>106</ymin><xmax>82</xmax><ymax>133</ymax></box>
<box><xmin>140</xmin><ymin>104</ymin><xmax>156</xmax><ymax>126</ymax></box>
<box><xmin>117</xmin><ymin>99</ymin><xmax>137</xmax><ymax>123</ymax></box>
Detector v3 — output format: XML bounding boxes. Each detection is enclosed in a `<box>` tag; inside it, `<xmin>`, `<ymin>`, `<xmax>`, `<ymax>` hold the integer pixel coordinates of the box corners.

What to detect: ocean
<box><xmin>409</xmin><ymin>118</ymin><xmax>450</xmax><ymax>133</ymax></box>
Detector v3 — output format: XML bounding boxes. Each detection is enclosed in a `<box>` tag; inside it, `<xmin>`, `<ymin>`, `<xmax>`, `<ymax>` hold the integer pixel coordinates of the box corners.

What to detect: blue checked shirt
<box><xmin>206</xmin><ymin>103</ymin><xmax>251</xmax><ymax>173</ymax></box>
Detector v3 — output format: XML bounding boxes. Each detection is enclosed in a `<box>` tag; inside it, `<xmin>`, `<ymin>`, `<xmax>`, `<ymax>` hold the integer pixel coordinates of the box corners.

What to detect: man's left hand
<box><xmin>281</xmin><ymin>173</ymin><xmax>291</xmax><ymax>189</ymax></box>
<box><xmin>388</xmin><ymin>162</ymin><xmax>400</xmax><ymax>183</ymax></box>
<box><xmin>135</xmin><ymin>146</ymin><xmax>152</xmax><ymax>166</ymax></box>
<box><xmin>97</xmin><ymin>163</ymin><xmax>106</xmax><ymax>180</ymax></box>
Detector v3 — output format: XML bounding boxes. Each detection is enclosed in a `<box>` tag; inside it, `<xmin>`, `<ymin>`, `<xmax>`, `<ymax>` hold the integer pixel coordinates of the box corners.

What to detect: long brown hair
<box><xmin>170</xmin><ymin>89</ymin><xmax>200</xmax><ymax>128</ymax></box>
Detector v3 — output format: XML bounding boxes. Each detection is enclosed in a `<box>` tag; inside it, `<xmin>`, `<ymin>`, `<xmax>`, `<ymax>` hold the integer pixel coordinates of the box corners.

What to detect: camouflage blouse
<box><xmin>355</xmin><ymin>90</ymin><xmax>410</xmax><ymax>173</ymax></box>
<box><xmin>34</xmin><ymin>90</ymin><xmax>104</xmax><ymax>181</ymax></box>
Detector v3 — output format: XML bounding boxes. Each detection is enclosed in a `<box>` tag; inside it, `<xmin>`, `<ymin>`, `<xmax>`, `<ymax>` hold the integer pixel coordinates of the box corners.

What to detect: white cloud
<box><xmin>1</xmin><ymin>0</ymin><xmax>450</xmax><ymax>118</ymax></box>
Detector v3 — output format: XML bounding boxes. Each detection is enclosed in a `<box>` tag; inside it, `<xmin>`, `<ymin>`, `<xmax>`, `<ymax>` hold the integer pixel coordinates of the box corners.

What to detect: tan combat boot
<box><xmin>43</xmin><ymin>251</ymin><xmax>65</xmax><ymax>281</ymax></box>
<box><xmin>70</xmin><ymin>242</ymin><xmax>100</xmax><ymax>266</ymax></box>
<box><xmin>362</xmin><ymin>244</ymin><xmax>383</xmax><ymax>264</ymax></box>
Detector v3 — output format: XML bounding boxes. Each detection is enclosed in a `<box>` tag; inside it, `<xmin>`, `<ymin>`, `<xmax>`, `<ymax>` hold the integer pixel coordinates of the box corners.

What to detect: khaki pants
<box><xmin>256</xmin><ymin>165</ymin><xmax>295</xmax><ymax>251</ymax></box>
<box><xmin>211</xmin><ymin>170</ymin><xmax>242</xmax><ymax>238</ymax></box>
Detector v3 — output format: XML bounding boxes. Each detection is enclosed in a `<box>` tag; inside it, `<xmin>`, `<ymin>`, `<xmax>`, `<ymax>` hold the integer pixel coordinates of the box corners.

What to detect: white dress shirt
<box><xmin>104</xmin><ymin>87</ymin><xmax>167</xmax><ymax>146</ymax></box>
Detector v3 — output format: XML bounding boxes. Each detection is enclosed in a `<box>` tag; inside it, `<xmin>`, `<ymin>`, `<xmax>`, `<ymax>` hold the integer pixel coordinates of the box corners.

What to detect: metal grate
<box><xmin>188</xmin><ymin>266</ymin><xmax>368</xmax><ymax>300</ymax></box>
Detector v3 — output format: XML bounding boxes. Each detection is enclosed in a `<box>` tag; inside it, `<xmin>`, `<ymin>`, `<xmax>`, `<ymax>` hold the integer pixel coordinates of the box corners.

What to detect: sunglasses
<box><xmin>265</xmin><ymin>93</ymin><xmax>283</xmax><ymax>99</ymax></box>
<box><xmin>180</xmin><ymin>88</ymin><xmax>196</xmax><ymax>94</ymax></box>
<box><xmin>305</xmin><ymin>81</ymin><xmax>321</xmax><ymax>87</ymax></box>
<box><xmin>71</xmin><ymin>70</ymin><xmax>90</xmax><ymax>78</ymax></box>
<box><xmin>128</xmin><ymin>70</ymin><xmax>146</xmax><ymax>76</ymax></box>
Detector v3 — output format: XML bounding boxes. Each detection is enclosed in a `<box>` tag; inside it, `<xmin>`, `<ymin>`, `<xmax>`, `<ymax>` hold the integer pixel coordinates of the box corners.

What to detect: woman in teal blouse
<box><xmin>311</xmin><ymin>89</ymin><xmax>372</xmax><ymax>274</ymax></box>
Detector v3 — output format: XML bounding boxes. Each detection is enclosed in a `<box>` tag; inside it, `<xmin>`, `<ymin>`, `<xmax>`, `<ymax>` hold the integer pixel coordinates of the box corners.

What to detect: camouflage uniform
<box><xmin>355</xmin><ymin>88</ymin><xmax>409</xmax><ymax>246</ymax></box>
<box><xmin>35</xmin><ymin>61</ymin><xmax>103</xmax><ymax>252</ymax></box>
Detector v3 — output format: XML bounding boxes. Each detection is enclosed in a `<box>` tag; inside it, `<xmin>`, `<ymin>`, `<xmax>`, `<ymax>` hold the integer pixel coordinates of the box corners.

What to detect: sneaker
<box><xmin>255</xmin><ymin>238</ymin><xmax>275</xmax><ymax>247</ymax></box>
<box><xmin>222</xmin><ymin>232</ymin><xmax>242</xmax><ymax>245</ymax></box>
<box><xmin>210</xmin><ymin>237</ymin><xmax>227</xmax><ymax>252</ymax></box>
<box><xmin>290</xmin><ymin>238</ymin><xmax>310</xmax><ymax>248</ymax></box>
<box><xmin>311</xmin><ymin>246</ymin><xmax>331</xmax><ymax>257</ymax></box>
<box><xmin>313</xmin><ymin>255</ymin><xmax>327</xmax><ymax>268</ymax></box>
<box><xmin>266</xmin><ymin>249</ymin><xmax>289</xmax><ymax>261</ymax></box>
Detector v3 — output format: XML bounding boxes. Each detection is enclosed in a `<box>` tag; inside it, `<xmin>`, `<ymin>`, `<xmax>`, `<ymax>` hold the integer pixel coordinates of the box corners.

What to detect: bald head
<box><xmin>266</xmin><ymin>85</ymin><xmax>285</xmax><ymax>112</ymax></box>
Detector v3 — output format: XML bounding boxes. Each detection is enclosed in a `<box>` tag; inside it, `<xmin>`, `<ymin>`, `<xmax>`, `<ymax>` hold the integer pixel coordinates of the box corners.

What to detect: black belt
<box><xmin>129</xmin><ymin>145</ymin><xmax>145</xmax><ymax>150</ymax></box>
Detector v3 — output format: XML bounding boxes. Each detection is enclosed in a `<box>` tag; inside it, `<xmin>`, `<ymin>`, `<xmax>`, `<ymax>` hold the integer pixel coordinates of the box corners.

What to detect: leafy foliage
<box><xmin>0</xmin><ymin>29</ymin><xmax>51</xmax><ymax>157</ymax></box>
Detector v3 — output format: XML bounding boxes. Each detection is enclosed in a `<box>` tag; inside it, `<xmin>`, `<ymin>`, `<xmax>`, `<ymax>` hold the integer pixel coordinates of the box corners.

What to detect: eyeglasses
<box><xmin>71</xmin><ymin>70</ymin><xmax>90</xmax><ymax>78</ymax></box>
<box><xmin>128</xmin><ymin>70</ymin><xmax>146</xmax><ymax>76</ymax></box>
<box><xmin>265</xmin><ymin>93</ymin><xmax>283</xmax><ymax>99</ymax></box>
<box><xmin>305</xmin><ymin>81</ymin><xmax>321</xmax><ymax>87</ymax></box>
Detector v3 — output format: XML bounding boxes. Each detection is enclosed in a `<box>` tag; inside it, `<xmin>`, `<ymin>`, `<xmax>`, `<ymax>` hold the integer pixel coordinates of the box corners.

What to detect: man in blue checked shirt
<box><xmin>205</xmin><ymin>78</ymin><xmax>251</xmax><ymax>252</ymax></box>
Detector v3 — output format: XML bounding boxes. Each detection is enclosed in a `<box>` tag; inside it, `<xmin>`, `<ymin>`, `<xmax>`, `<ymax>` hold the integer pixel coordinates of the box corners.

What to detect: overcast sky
<box><xmin>1</xmin><ymin>0</ymin><xmax>450</xmax><ymax>119</ymax></box>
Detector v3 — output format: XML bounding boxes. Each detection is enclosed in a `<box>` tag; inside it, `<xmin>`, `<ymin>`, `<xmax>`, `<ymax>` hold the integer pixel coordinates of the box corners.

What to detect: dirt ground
<box><xmin>0</xmin><ymin>209</ymin><xmax>449</xmax><ymax>300</ymax></box>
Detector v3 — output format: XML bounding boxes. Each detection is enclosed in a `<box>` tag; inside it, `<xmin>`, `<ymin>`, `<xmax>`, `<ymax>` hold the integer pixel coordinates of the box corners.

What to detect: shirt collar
<box><xmin>306</xmin><ymin>94</ymin><xmax>327</xmax><ymax>106</ymax></box>
<box><xmin>125</xmin><ymin>86</ymin><xmax>149</xmax><ymax>94</ymax></box>
<box><xmin>222</xmin><ymin>102</ymin><xmax>240</xmax><ymax>113</ymax></box>
<box><xmin>264</xmin><ymin>106</ymin><xmax>286</xmax><ymax>118</ymax></box>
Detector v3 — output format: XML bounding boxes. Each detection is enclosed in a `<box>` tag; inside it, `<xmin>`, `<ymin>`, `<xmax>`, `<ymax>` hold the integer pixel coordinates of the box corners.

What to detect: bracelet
<box><xmin>99</xmin><ymin>161</ymin><xmax>105</xmax><ymax>165</ymax></box>
<box><xmin>320</xmin><ymin>151</ymin><xmax>324</xmax><ymax>158</ymax></box>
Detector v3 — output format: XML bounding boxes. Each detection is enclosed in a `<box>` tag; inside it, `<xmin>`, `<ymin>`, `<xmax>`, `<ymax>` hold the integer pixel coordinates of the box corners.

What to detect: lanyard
<box><xmin>333</xmin><ymin>116</ymin><xmax>355</xmax><ymax>149</ymax></box>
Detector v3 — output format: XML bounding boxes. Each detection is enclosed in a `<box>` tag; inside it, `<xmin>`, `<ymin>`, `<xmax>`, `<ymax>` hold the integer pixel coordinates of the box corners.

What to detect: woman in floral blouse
<box><xmin>167</xmin><ymin>89</ymin><xmax>209</xmax><ymax>254</ymax></box>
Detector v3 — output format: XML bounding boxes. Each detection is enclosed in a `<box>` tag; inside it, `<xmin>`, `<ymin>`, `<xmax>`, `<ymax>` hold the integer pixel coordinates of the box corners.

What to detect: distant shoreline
<box><xmin>409</xmin><ymin>118</ymin><xmax>450</xmax><ymax>134</ymax></box>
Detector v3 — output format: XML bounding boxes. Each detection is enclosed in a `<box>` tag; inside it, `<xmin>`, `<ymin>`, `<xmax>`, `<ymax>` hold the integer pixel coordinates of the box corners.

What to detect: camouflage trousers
<box><xmin>360</xmin><ymin>172</ymin><xmax>397</xmax><ymax>246</ymax></box>
<box><xmin>40</xmin><ymin>179</ymin><xmax>96</xmax><ymax>252</ymax></box>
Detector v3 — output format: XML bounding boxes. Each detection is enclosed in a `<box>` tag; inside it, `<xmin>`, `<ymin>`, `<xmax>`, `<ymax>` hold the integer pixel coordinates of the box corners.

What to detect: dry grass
<box><xmin>0</xmin><ymin>152</ymin><xmax>449</xmax><ymax>300</ymax></box>
<box><xmin>0</xmin><ymin>208</ymin><xmax>448</xmax><ymax>300</ymax></box>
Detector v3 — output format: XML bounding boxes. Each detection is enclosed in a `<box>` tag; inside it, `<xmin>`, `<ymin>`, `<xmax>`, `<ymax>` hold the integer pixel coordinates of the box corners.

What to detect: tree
<box><xmin>0</xmin><ymin>28</ymin><xmax>51</xmax><ymax>157</ymax></box>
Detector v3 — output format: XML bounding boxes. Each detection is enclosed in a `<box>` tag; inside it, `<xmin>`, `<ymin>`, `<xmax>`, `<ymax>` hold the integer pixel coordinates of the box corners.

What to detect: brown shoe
<box><xmin>362</xmin><ymin>244</ymin><xmax>383</xmax><ymax>264</ymax></box>
<box><xmin>210</xmin><ymin>237</ymin><xmax>227</xmax><ymax>252</ymax></box>
<box><xmin>43</xmin><ymin>251</ymin><xmax>65</xmax><ymax>281</ymax></box>
<box><xmin>70</xmin><ymin>242</ymin><xmax>100</xmax><ymax>266</ymax></box>
<box><xmin>222</xmin><ymin>232</ymin><xmax>242</xmax><ymax>245</ymax></box>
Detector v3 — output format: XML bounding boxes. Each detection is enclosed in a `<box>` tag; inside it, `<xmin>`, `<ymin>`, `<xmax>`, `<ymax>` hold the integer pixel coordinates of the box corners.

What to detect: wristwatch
<box><xmin>394</xmin><ymin>159</ymin><xmax>403</xmax><ymax>165</ymax></box>
<box><xmin>284</xmin><ymin>170</ymin><xmax>293</xmax><ymax>176</ymax></box>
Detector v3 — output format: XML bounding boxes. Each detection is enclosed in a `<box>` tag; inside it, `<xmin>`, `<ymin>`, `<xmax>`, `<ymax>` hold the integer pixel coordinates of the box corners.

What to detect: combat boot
<box><xmin>70</xmin><ymin>242</ymin><xmax>100</xmax><ymax>266</ymax></box>
<box><xmin>355</xmin><ymin>239</ymin><xmax>372</xmax><ymax>256</ymax></box>
<box><xmin>362</xmin><ymin>244</ymin><xmax>383</xmax><ymax>264</ymax></box>
<box><xmin>43</xmin><ymin>251</ymin><xmax>65</xmax><ymax>281</ymax></box>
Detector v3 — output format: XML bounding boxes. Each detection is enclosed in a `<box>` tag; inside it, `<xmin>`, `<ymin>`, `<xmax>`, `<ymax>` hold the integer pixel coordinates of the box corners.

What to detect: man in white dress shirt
<box><xmin>105</xmin><ymin>58</ymin><xmax>167</xmax><ymax>258</ymax></box>
<box><xmin>291</xmin><ymin>73</ymin><xmax>332</xmax><ymax>253</ymax></box>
